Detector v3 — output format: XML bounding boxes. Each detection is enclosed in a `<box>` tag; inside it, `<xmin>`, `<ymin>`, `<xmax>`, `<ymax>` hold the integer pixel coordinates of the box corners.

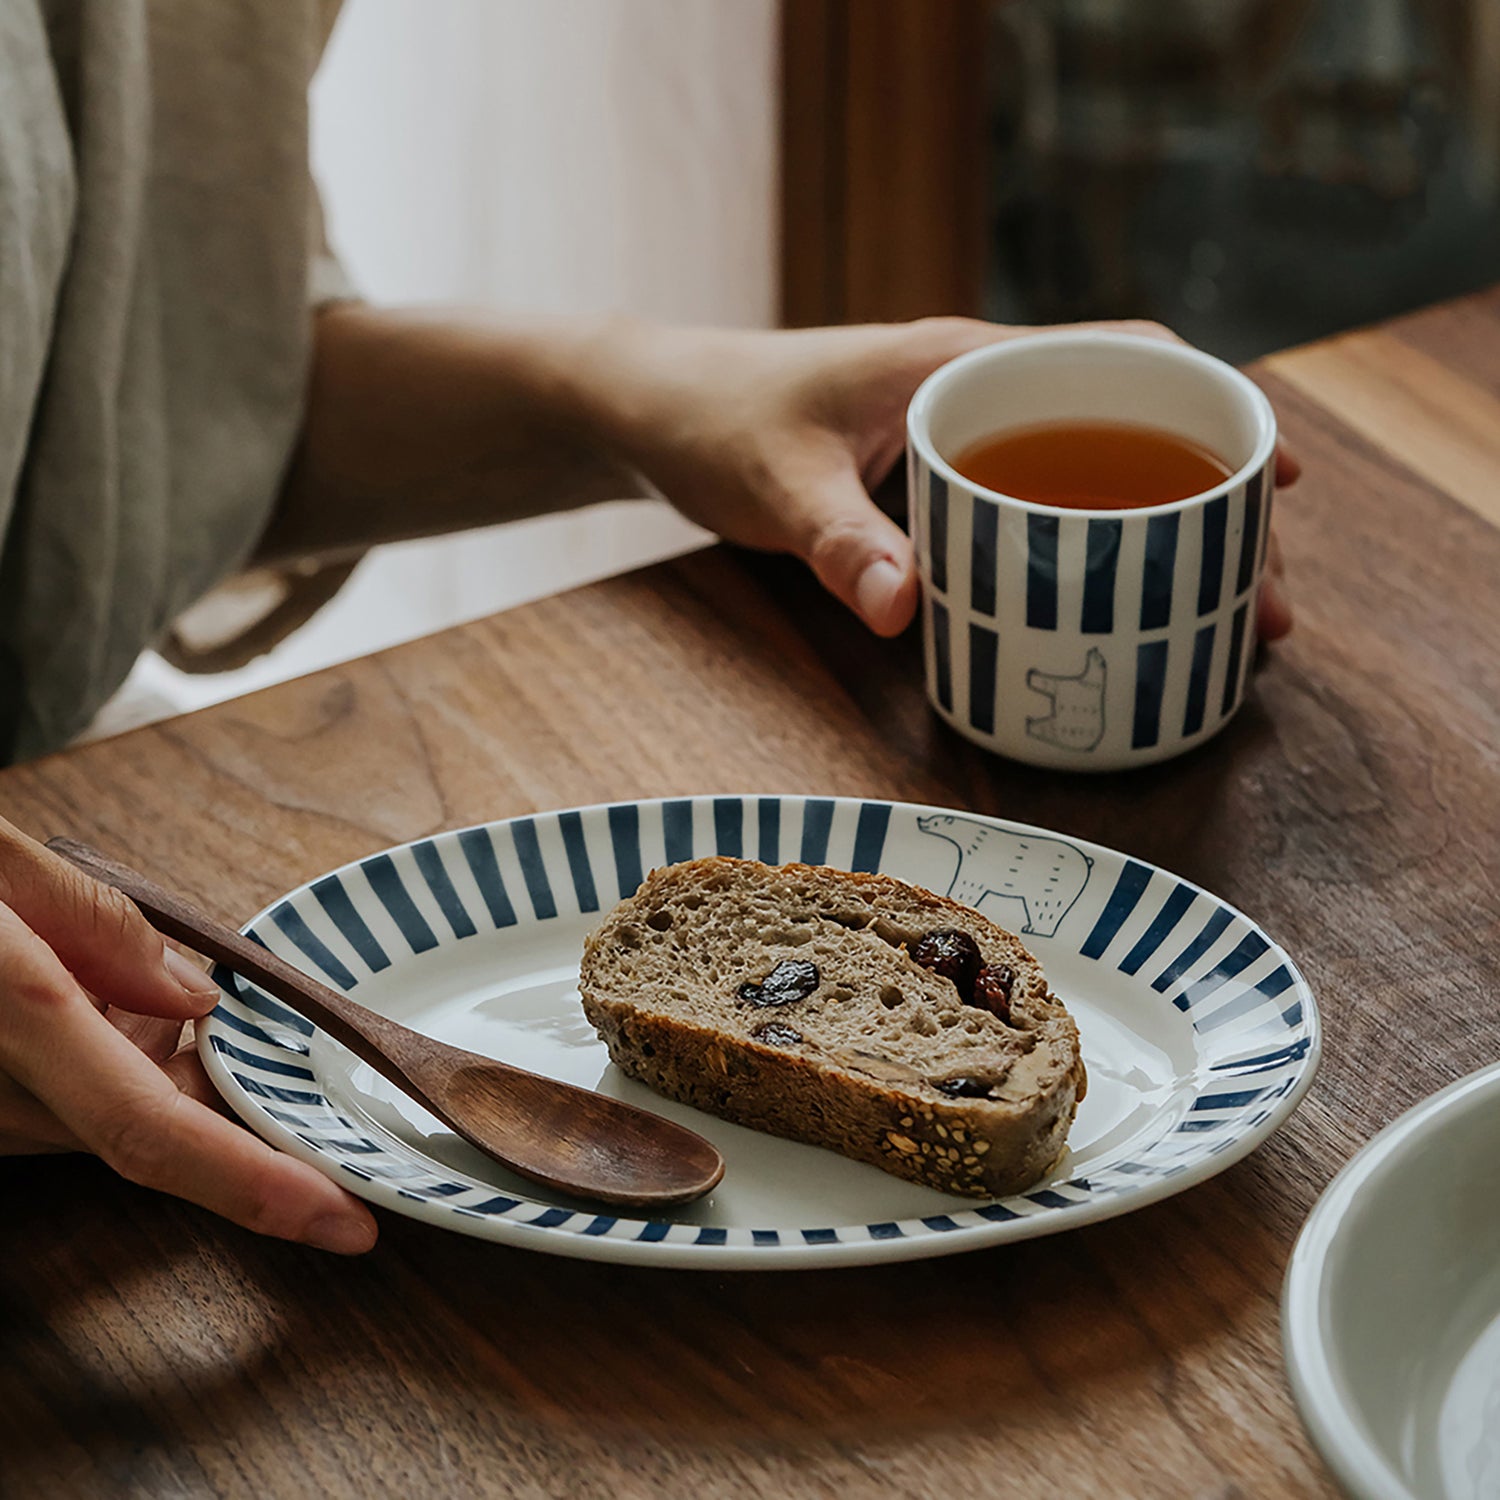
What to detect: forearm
<box><xmin>254</xmin><ymin>303</ymin><xmax>640</xmax><ymax>567</ymax></box>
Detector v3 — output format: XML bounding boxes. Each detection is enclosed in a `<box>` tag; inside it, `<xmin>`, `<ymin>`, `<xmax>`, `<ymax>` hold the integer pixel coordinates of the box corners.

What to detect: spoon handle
<box><xmin>47</xmin><ymin>838</ymin><xmax>422</xmax><ymax>1081</ymax></box>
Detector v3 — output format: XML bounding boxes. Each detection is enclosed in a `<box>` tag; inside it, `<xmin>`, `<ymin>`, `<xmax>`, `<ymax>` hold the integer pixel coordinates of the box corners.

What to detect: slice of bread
<box><xmin>579</xmin><ymin>858</ymin><xmax>1085</xmax><ymax>1197</ymax></box>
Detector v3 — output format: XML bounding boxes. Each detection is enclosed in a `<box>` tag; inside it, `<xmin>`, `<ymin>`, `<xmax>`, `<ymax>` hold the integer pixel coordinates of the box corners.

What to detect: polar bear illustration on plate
<box><xmin>916</xmin><ymin>814</ymin><xmax>1093</xmax><ymax>938</ymax></box>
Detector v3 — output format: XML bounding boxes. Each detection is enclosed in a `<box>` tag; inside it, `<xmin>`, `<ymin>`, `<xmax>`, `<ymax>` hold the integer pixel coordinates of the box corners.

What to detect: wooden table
<box><xmin>3</xmin><ymin>291</ymin><xmax>1499</xmax><ymax>1499</ymax></box>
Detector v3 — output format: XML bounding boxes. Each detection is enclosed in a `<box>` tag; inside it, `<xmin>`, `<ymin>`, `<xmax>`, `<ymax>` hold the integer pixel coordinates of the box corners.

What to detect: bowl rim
<box><xmin>1282</xmin><ymin>1059</ymin><xmax>1500</xmax><ymax>1500</ymax></box>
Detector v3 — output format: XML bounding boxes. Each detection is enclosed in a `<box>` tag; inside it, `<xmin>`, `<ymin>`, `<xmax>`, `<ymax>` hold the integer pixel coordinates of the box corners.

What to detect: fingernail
<box><xmin>855</xmin><ymin>558</ymin><xmax>904</xmax><ymax>627</ymax></box>
<box><xmin>307</xmin><ymin>1213</ymin><xmax>378</xmax><ymax>1255</ymax></box>
<box><xmin>164</xmin><ymin>947</ymin><xmax>220</xmax><ymax>1002</ymax></box>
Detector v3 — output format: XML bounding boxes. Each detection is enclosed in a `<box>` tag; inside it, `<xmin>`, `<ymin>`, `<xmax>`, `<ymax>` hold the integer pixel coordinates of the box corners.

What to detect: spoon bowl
<box><xmin>48</xmin><ymin>838</ymin><xmax>725</xmax><ymax>1209</ymax></box>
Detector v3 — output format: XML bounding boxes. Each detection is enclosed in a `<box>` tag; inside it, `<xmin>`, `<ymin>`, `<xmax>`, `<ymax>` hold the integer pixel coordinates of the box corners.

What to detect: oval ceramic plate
<box><xmin>1284</xmin><ymin>1062</ymin><xmax>1500</xmax><ymax>1500</ymax></box>
<box><xmin>198</xmin><ymin>796</ymin><xmax>1318</xmax><ymax>1269</ymax></box>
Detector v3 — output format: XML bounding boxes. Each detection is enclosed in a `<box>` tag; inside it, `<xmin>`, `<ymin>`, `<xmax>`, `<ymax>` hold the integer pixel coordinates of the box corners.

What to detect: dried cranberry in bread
<box><xmin>578</xmin><ymin>858</ymin><xmax>1085</xmax><ymax>1197</ymax></box>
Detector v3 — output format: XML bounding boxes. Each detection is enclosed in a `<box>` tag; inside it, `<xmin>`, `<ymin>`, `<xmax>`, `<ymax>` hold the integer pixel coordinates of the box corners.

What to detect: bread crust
<box><xmin>579</xmin><ymin>858</ymin><xmax>1085</xmax><ymax>1197</ymax></box>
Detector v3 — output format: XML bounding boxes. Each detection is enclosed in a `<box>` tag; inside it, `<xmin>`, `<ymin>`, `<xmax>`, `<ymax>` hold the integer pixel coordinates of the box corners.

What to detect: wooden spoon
<box><xmin>48</xmin><ymin>838</ymin><xmax>725</xmax><ymax>1209</ymax></box>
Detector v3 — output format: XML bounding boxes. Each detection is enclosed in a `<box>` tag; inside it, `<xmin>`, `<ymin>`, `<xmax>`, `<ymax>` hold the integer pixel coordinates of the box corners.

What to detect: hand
<box><xmin>0</xmin><ymin>818</ymin><xmax>377</xmax><ymax>1252</ymax></box>
<box><xmin>583</xmin><ymin>317</ymin><xmax>1299</xmax><ymax>639</ymax></box>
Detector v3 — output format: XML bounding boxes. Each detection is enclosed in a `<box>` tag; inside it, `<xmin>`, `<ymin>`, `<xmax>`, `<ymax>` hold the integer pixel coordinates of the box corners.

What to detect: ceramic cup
<box><xmin>907</xmin><ymin>330</ymin><xmax>1278</xmax><ymax>771</ymax></box>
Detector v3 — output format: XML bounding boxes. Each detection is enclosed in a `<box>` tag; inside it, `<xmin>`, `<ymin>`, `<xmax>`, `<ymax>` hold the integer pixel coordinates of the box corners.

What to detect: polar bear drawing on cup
<box><xmin>916</xmin><ymin>815</ymin><xmax>1093</xmax><ymax>938</ymax></box>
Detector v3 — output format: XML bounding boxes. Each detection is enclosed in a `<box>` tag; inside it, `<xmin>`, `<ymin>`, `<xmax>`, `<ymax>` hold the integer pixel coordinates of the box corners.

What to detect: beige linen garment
<box><xmin>0</xmin><ymin>0</ymin><xmax>346</xmax><ymax>762</ymax></box>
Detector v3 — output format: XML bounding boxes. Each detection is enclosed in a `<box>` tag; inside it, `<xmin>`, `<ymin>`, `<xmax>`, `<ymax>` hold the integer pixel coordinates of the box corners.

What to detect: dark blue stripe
<box><xmin>751</xmin><ymin>1229</ymin><xmax>780</xmax><ymax>1246</ymax></box>
<box><xmin>800</xmin><ymin>799</ymin><xmax>834</xmax><ymax>865</ymax></box>
<box><xmin>976</xmin><ymin>1203</ymin><xmax>1020</xmax><ymax>1222</ymax></box>
<box><xmin>213</xmin><ymin>1005</ymin><xmax>300</xmax><ymax>1051</ymax></box>
<box><xmin>608</xmin><ymin>803</ymin><xmax>644</xmax><ymax>899</ymax></box>
<box><xmin>1080</xmin><ymin>861</ymin><xmax>1154</xmax><ymax>959</ymax></box>
<box><xmin>232</xmin><ymin>1072</ymin><xmax>325</xmax><ymax>1107</ymax></box>
<box><xmin>582</xmin><ymin>1215</ymin><xmax>618</xmax><ymax>1236</ymax></box>
<box><xmin>850</xmin><ymin>802</ymin><xmax>891</xmax><ymax>872</ymax></box>
<box><xmin>932</xmin><ymin>599</ymin><xmax>953</xmax><ymax>711</ymax></box>
<box><xmin>511</xmin><ymin>818</ymin><xmax>557</xmax><ymax>919</ymax></box>
<box><xmin>1196</xmin><ymin>985</ymin><xmax>1280</xmax><ymax>1032</ymax></box>
<box><xmin>637</xmin><ymin>1221</ymin><xmax>672</xmax><ymax>1243</ymax></box>
<box><xmin>209</xmin><ymin>1036</ymin><xmax>315</xmax><ymax>1080</ymax></box>
<box><xmin>469</xmin><ymin>1196</ymin><xmax>522</xmax><ymax>1215</ymax></box>
<box><xmin>311</xmin><ymin>876</ymin><xmax>391</xmax><ymax>972</ymax></box>
<box><xmin>1236</xmin><ymin>471</ymin><xmax>1264</xmax><ymax>594</ymax></box>
<box><xmin>269</xmin><ymin>906</ymin><xmax>358</xmax><ymax>990</ymax></box>
<box><xmin>1258</xmin><ymin>478</ymin><xmax>1275</xmax><ymax>568</ymax></box>
<box><xmin>1176</xmin><ymin>931</ymin><xmax>1271</xmax><ymax>1010</ymax></box>
<box><xmin>459</xmin><ymin>828</ymin><xmax>518</xmax><ymax>928</ymax></box>
<box><xmin>425</xmin><ymin>1181</ymin><xmax>471</xmax><ymax>1198</ymax></box>
<box><xmin>868</xmin><ymin>1221</ymin><xmax>905</xmax><ymax>1240</ymax></box>
<box><xmin>529</xmin><ymin>1207</ymin><xmax>574</xmax><ymax>1228</ymax></box>
<box><xmin>1256</xmin><ymin>964</ymin><xmax>1295</xmax><ymax>1001</ymax></box>
<box><xmin>1131</xmin><ymin>639</ymin><xmax>1170</xmax><ymax>750</ymax></box>
<box><xmin>1152</xmin><ymin>907</ymin><xmax>1235</xmax><ymax>993</ymax></box>
<box><xmin>1026</xmin><ymin>513</ymin><xmax>1059</xmax><ymax>630</ymax></box>
<box><xmin>662</xmin><ymin>799</ymin><xmax>694</xmax><ymax>865</ymax></box>
<box><xmin>1176</xmin><ymin>1119</ymin><xmax>1224</xmax><ymax>1134</ymax></box>
<box><xmin>1211</xmin><ymin>1036</ymin><xmax>1310</xmax><ymax>1073</ymax></box>
<box><xmin>321</xmin><ymin>1135</ymin><xmax>385</xmax><ymax>1156</ymax></box>
<box><xmin>412</xmin><ymin>841</ymin><xmax>477</xmax><ymax>939</ymax></box>
<box><xmin>970</xmin><ymin>498</ymin><xmax>997</xmax><ymax>615</ymax></box>
<box><xmin>1081</xmin><ymin>518</ymin><xmax>1122</xmax><ymax>633</ymax></box>
<box><xmin>1220</xmin><ymin>602</ymin><xmax>1249</xmax><ymax>717</ymax></box>
<box><xmin>1192</xmin><ymin>1088</ymin><xmax>1266</xmax><ymax>1111</ymax></box>
<box><xmin>1119</xmin><ymin>883</ymin><xmax>1196</xmax><ymax>975</ymax></box>
<box><xmin>1281</xmin><ymin>1000</ymin><xmax>1304</xmax><ymax>1029</ymax></box>
<box><xmin>1198</xmin><ymin>493</ymin><xmax>1228</xmax><ymax>614</ymax></box>
<box><xmin>1026</xmin><ymin>1190</ymin><xmax>1077</xmax><ymax>1211</ymax></box>
<box><xmin>929</xmin><ymin>472</ymin><xmax>949</xmax><ymax>593</ymax></box>
<box><xmin>757</xmin><ymin>797</ymin><xmax>780</xmax><ymax>864</ymax></box>
<box><xmin>227</xmin><ymin>981</ymin><xmax>315</xmax><ymax>1038</ymax></box>
<box><xmin>362</xmin><ymin>855</ymin><xmax>439</xmax><ymax>954</ymax></box>
<box><xmin>1139</xmin><ymin>511</ymin><xmax>1180</xmax><ymax>630</ymax></box>
<box><xmin>713</xmin><ymin>797</ymin><xmax>743</xmax><ymax>858</ymax></box>
<box><xmin>968</xmin><ymin>624</ymin><xmax>997</xmax><ymax>735</ymax></box>
<box><xmin>338</xmin><ymin>1163</ymin><xmax>373</xmax><ymax>1180</ymax></box>
<box><xmin>920</xmin><ymin>1215</ymin><xmax>961</xmax><ymax>1233</ymax></box>
<box><xmin>1182</xmin><ymin>623</ymin><xmax>1216</xmax><ymax>737</ymax></box>
<box><xmin>802</xmin><ymin>1228</ymin><xmax>839</xmax><ymax>1244</ymax></box>
<box><xmin>695</xmin><ymin>1226</ymin><xmax>728</xmax><ymax>1246</ymax></box>
<box><xmin>557</xmin><ymin>811</ymin><xmax>599</xmax><ymax>913</ymax></box>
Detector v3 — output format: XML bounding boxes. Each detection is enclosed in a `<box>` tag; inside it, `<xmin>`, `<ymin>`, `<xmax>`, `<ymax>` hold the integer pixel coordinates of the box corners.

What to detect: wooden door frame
<box><xmin>779</xmin><ymin>0</ymin><xmax>990</xmax><ymax>326</ymax></box>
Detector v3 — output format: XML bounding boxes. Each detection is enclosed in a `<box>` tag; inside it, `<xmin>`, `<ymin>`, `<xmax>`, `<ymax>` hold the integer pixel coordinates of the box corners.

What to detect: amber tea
<box><xmin>951</xmin><ymin>420</ymin><xmax>1232</xmax><ymax>510</ymax></box>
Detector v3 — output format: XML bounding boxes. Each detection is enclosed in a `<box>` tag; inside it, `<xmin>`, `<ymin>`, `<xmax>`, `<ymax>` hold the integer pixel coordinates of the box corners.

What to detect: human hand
<box><xmin>583</xmin><ymin>317</ymin><xmax>1298</xmax><ymax>639</ymax></box>
<box><xmin>0</xmin><ymin>817</ymin><xmax>377</xmax><ymax>1252</ymax></box>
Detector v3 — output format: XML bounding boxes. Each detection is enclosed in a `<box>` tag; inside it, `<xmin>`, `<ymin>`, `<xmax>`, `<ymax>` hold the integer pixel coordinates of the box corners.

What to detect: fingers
<box><xmin>0</xmin><ymin>820</ymin><xmax>220</xmax><ymax>1019</ymax></box>
<box><xmin>1257</xmin><ymin>530</ymin><xmax>1292</xmax><ymax>639</ymax></box>
<box><xmin>0</xmin><ymin>902</ymin><xmax>377</xmax><ymax>1252</ymax></box>
<box><xmin>1275</xmin><ymin>447</ymin><xmax>1301</xmax><ymax>487</ymax></box>
<box><xmin>790</xmin><ymin>463</ymin><xmax>922</xmax><ymax>636</ymax></box>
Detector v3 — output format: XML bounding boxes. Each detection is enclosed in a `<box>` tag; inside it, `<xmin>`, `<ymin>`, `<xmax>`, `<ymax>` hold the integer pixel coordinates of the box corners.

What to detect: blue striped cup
<box><xmin>907</xmin><ymin>331</ymin><xmax>1278</xmax><ymax>771</ymax></box>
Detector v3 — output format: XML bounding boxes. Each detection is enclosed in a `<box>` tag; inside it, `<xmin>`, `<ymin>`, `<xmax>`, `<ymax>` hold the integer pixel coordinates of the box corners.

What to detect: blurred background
<box><xmin>92</xmin><ymin>0</ymin><xmax>1500</xmax><ymax>736</ymax></box>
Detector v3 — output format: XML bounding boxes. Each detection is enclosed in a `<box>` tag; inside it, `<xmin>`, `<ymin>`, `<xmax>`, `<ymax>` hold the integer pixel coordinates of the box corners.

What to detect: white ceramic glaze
<box><xmin>1284</xmin><ymin>1062</ymin><xmax>1500</xmax><ymax>1500</ymax></box>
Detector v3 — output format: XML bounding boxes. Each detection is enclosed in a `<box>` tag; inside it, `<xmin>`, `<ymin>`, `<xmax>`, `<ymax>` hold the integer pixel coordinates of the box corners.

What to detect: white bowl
<box><xmin>1284</xmin><ymin>1062</ymin><xmax>1500</xmax><ymax>1499</ymax></box>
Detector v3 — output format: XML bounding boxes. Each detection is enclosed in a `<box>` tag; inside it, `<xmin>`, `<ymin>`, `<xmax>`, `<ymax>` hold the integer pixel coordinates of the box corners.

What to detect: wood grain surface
<box><xmin>3</xmin><ymin>290</ymin><xmax>1500</xmax><ymax>1498</ymax></box>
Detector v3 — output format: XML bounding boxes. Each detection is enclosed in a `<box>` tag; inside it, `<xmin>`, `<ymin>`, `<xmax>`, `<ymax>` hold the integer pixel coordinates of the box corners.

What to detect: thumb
<box><xmin>0</xmin><ymin>825</ymin><xmax>220</xmax><ymax>1018</ymax></box>
<box><xmin>794</xmin><ymin>465</ymin><xmax>921</xmax><ymax>637</ymax></box>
